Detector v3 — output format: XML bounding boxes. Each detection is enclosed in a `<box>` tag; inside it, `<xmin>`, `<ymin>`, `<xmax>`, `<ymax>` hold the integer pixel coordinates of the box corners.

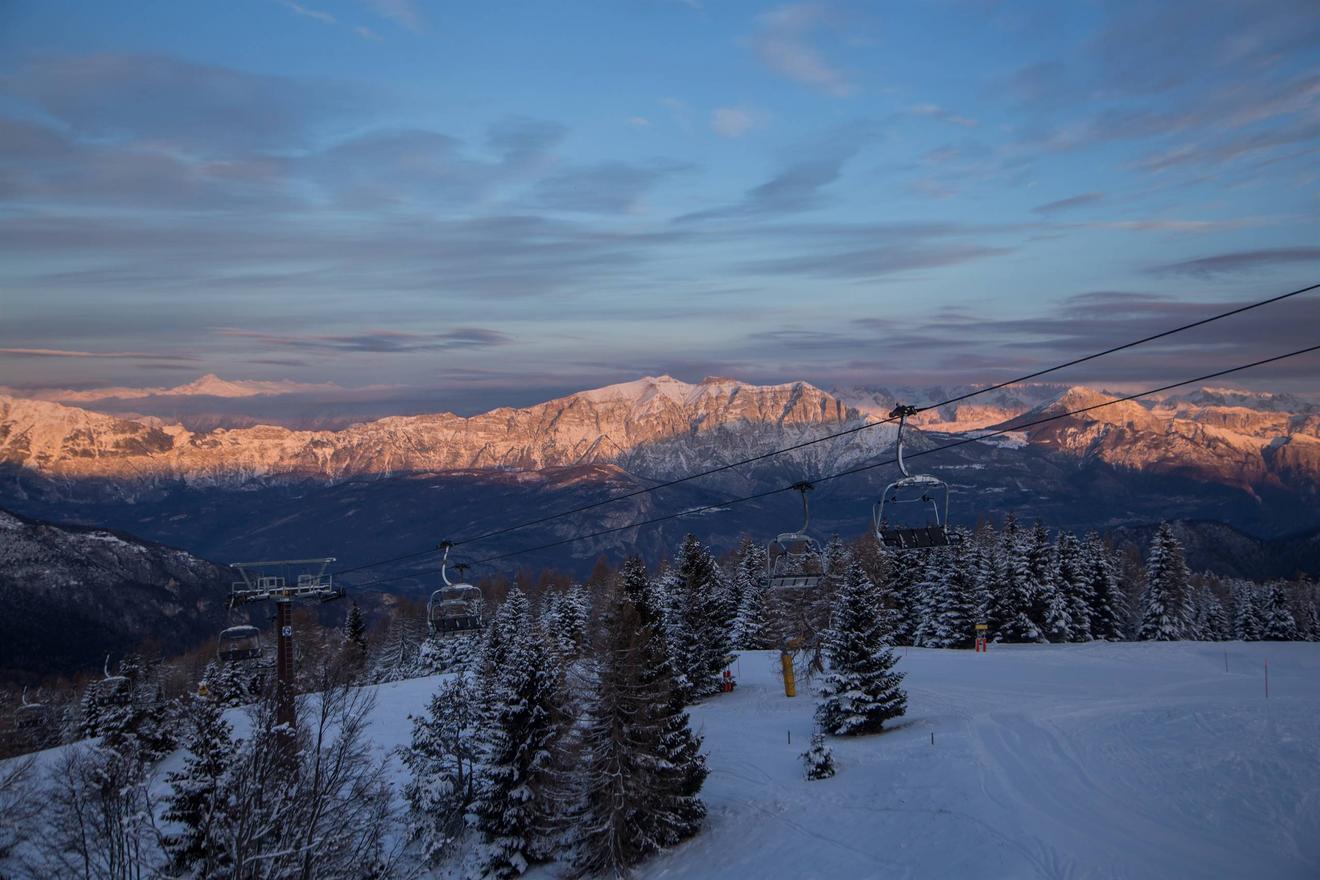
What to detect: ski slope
<box><xmin>649</xmin><ymin>642</ymin><xmax>1320</xmax><ymax>880</ymax></box>
<box><xmin>10</xmin><ymin>642</ymin><xmax>1318</xmax><ymax>879</ymax></box>
<box><xmin>363</xmin><ymin>642</ymin><xmax>1320</xmax><ymax>878</ymax></box>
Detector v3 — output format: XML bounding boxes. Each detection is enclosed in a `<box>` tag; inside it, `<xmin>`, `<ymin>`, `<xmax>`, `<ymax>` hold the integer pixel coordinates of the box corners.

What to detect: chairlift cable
<box><xmin>339</xmin><ymin>342</ymin><xmax>1320</xmax><ymax>589</ymax></box>
<box><xmin>331</xmin><ymin>281</ymin><xmax>1318</xmax><ymax>579</ymax></box>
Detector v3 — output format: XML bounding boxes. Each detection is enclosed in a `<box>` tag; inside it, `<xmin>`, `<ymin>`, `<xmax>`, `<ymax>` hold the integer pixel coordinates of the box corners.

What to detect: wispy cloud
<box><xmin>907</xmin><ymin>104</ymin><xmax>977</xmax><ymax>128</ymax></box>
<box><xmin>282</xmin><ymin>1</ymin><xmax>336</xmax><ymax>25</ymax></box>
<box><xmin>0</xmin><ymin>347</ymin><xmax>199</xmax><ymax>362</ymax></box>
<box><xmin>710</xmin><ymin>106</ymin><xmax>762</xmax><ymax>138</ymax></box>
<box><xmin>1150</xmin><ymin>247</ymin><xmax>1320</xmax><ymax>277</ymax></box>
<box><xmin>217</xmin><ymin>328</ymin><xmax>514</xmax><ymax>353</ymax></box>
<box><xmin>751</xmin><ymin>3</ymin><xmax>855</xmax><ymax>97</ymax></box>
<box><xmin>364</xmin><ymin>0</ymin><xmax>423</xmax><ymax>32</ymax></box>
<box><xmin>1034</xmin><ymin>192</ymin><xmax>1104</xmax><ymax>215</ymax></box>
<box><xmin>529</xmin><ymin>160</ymin><xmax>691</xmax><ymax>214</ymax></box>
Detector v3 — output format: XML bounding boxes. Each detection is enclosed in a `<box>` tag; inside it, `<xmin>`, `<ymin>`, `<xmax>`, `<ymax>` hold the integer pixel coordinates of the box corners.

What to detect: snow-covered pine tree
<box><xmin>1201</xmin><ymin>587</ymin><xmax>1231</xmax><ymax>641</ymax></box>
<box><xmin>371</xmin><ymin>604</ymin><xmax>428</xmax><ymax>683</ymax></box>
<box><xmin>801</xmin><ymin>728</ymin><xmax>835</xmax><ymax>780</ymax></box>
<box><xmin>162</xmin><ymin>695</ymin><xmax>234</xmax><ymax>878</ymax></box>
<box><xmin>1261</xmin><ymin>581</ymin><xmax>1299</xmax><ymax>641</ymax></box>
<box><xmin>970</xmin><ymin>525</ymin><xmax>996</xmax><ymax>630</ymax></box>
<box><xmin>823</xmin><ymin>534</ymin><xmax>854</xmax><ymax>580</ymax></box>
<box><xmin>618</xmin><ymin>556</ymin><xmax>707</xmax><ymax>848</ymax></box>
<box><xmin>910</xmin><ymin>554</ymin><xmax>941</xmax><ymax>648</ymax></box>
<box><xmin>345</xmin><ymin>602</ymin><xmax>368</xmax><ymax>662</ymax></box>
<box><xmin>1230</xmin><ymin>580</ymin><xmax>1262</xmax><ymax>640</ymax></box>
<box><xmin>1083</xmin><ymin>532</ymin><xmax>1127</xmax><ymax>640</ymax></box>
<box><xmin>470</xmin><ymin>608</ymin><xmax>571</xmax><ymax>878</ymax></box>
<box><xmin>1304</xmin><ymin>588</ymin><xmax>1320</xmax><ymax>641</ymax></box>
<box><xmin>80</xmin><ymin>654</ymin><xmax>177</xmax><ymax>762</ymax></box>
<box><xmin>475</xmin><ymin>587</ymin><xmax>534</xmax><ymax>704</ymax></box>
<box><xmin>572</xmin><ymin>559</ymin><xmax>707</xmax><ymax>877</ymax></box>
<box><xmin>1055</xmin><ymin>530</ymin><xmax>1094</xmax><ymax>642</ymax></box>
<box><xmin>402</xmin><ymin>673</ymin><xmax>481</xmax><ymax>868</ymax></box>
<box><xmin>1043</xmin><ymin>580</ymin><xmax>1074</xmax><ymax>643</ymax></box>
<box><xmin>1139</xmin><ymin>522</ymin><xmax>1192</xmax><ymax>641</ymax></box>
<box><xmin>990</xmin><ymin>520</ymin><xmax>1044</xmax><ymax>643</ymax></box>
<box><xmin>816</xmin><ymin>560</ymin><xmax>907</xmax><ymax>736</ymax></box>
<box><xmin>731</xmin><ymin>542</ymin><xmax>772</xmax><ymax>650</ymax></box>
<box><xmin>1025</xmin><ymin>520</ymin><xmax>1063</xmax><ymax>639</ymax></box>
<box><xmin>882</xmin><ymin>544</ymin><xmax>922</xmax><ymax>646</ymax></box>
<box><xmin>548</xmin><ymin>584</ymin><xmax>591</xmax><ymax>658</ymax></box>
<box><xmin>914</xmin><ymin>540</ymin><xmax>977</xmax><ymax>649</ymax></box>
<box><xmin>669</xmin><ymin>534</ymin><xmax>732</xmax><ymax>703</ymax></box>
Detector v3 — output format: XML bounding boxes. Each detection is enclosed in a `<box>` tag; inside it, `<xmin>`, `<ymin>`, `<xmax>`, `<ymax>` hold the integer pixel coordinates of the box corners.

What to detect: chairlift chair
<box><xmin>766</xmin><ymin>482</ymin><xmax>827</xmax><ymax>590</ymax></box>
<box><xmin>95</xmin><ymin>656</ymin><xmax>131</xmax><ymax>705</ymax></box>
<box><xmin>218</xmin><ymin>624</ymin><xmax>263</xmax><ymax>664</ymax></box>
<box><xmin>15</xmin><ymin>688</ymin><xmax>48</xmax><ymax>731</ymax></box>
<box><xmin>874</xmin><ymin>405</ymin><xmax>954</xmax><ymax>550</ymax></box>
<box><xmin>428</xmin><ymin>542</ymin><xmax>484</xmax><ymax>636</ymax></box>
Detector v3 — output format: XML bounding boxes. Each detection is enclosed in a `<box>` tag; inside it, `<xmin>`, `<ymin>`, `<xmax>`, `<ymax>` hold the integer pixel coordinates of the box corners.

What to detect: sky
<box><xmin>1</xmin><ymin>0</ymin><xmax>1317</xmax><ymax>413</ymax></box>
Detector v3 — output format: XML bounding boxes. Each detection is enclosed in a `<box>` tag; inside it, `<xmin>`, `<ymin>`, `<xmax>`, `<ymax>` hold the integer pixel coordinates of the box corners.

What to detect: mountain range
<box><xmin>1</xmin><ymin>374</ymin><xmax>1318</xmax><ymax>586</ymax></box>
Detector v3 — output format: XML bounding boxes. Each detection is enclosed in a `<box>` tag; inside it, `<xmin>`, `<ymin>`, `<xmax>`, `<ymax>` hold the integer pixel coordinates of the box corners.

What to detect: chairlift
<box><xmin>766</xmin><ymin>482</ymin><xmax>826</xmax><ymax>590</ymax></box>
<box><xmin>15</xmin><ymin>688</ymin><xmax>49</xmax><ymax>731</ymax></box>
<box><xmin>218</xmin><ymin>624</ymin><xmax>263</xmax><ymax>664</ymax></box>
<box><xmin>874</xmin><ymin>405</ymin><xmax>953</xmax><ymax>550</ymax></box>
<box><xmin>95</xmin><ymin>655</ymin><xmax>131</xmax><ymax>705</ymax></box>
<box><xmin>428</xmin><ymin>542</ymin><xmax>484</xmax><ymax>636</ymax></box>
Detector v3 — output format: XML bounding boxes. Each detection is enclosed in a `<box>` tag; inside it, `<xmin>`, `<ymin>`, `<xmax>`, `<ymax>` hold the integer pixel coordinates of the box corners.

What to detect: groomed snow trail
<box><xmin>636</xmin><ymin>642</ymin><xmax>1320</xmax><ymax>880</ymax></box>
<box><xmin>9</xmin><ymin>642</ymin><xmax>1316</xmax><ymax>879</ymax></box>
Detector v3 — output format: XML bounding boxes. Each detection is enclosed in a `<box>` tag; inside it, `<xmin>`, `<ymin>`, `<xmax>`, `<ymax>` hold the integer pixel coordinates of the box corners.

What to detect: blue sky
<box><xmin>1</xmin><ymin>0</ymin><xmax>1317</xmax><ymax>410</ymax></box>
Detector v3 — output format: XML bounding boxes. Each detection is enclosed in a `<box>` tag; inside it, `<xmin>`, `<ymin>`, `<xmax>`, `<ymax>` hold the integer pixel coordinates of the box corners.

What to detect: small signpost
<box><xmin>975</xmin><ymin>622</ymin><xmax>989</xmax><ymax>653</ymax></box>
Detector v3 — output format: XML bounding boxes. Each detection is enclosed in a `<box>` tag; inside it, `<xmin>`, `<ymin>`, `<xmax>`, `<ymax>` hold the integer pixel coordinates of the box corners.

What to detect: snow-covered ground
<box><xmin>356</xmin><ymin>642</ymin><xmax>1320</xmax><ymax>878</ymax></box>
<box><xmin>11</xmin><ymin>642</ymin><xmax>1318</xmax><ymax>879</ymax></box>
<box><xmin>656</xmin><ymin>642</ymin><xmax>1320</xmax><ymax>880</ymax></box>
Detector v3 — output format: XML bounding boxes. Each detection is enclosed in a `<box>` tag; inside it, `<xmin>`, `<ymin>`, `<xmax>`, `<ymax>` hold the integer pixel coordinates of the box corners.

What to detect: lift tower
<box><xmin>228</xmin><ymin>558</ymin><xmax>343</xmax><ymax>732</ymax></box>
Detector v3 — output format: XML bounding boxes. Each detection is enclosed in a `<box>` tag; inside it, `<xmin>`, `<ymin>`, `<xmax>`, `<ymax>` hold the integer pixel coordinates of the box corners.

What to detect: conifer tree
<box><xmin>371</xmin><ymin>605</ymin><xmax>428</xmax><ymax>683</ymax></box>
<box><xmin>1055</xmin><ymin>530</ymin><xmax>1094</xmax><ymax>641</ymax></box>
<box><xmin>162</xmin><ymin>695</ymin><xmax>234</xmax><ymax>878</ymax></box>
<box><xmin>1230</xmin><ymin>580</ymin><xmax>1263</xmax><ymax>640</ymax></box>
<box><xmin>1304</xmin><ymin>591</ymin><xmax>1320</xmax><ymax>641</ymax></box>
<box><xmin>1025</xmin><ymin>520</ymin><xmax>1059</xmax><ymax>636</ymax></box>
<box><xmin>572</xmin><ymin>559</ymin><xmax>707</xmax><ymax>877</ymax></box>
<box><xmin>1201</xmin><ymin>588</ymin><xmax>1231</xmax><ymax>641</ymax></box>
<box><xmin>816</xmin><ymin>560</ymin><xmax>907</xmax><ymax>735</ymax></box>
<box><xmin>1261</xmin><ymin>581</ymin><xmax>1299</xmax><ymax>641</ymax></box>
<box><xmin>402</xmin><ymin>674</ymin><xmax>481</xmax><ymax>868</ymax></box>
<box><xmin>1083</xmin><ymin>532</ymin><xmax>1127</xmax><ymax>640</ymax></box>
<box><xmin>1043</xmin><ymin>582</ymin><xmax>1074</xmax><ymax>643</ymax></box>
<box><xmin>344</xmin><ymin>602</ymin><xmax>368</xmax><ymax>666</ymax></box>
<box><xmin>731</xmin><ymin>542</ymin><xmax>772</xmax><ymax>650</ymax></box>
<box><xmin>476</xmin><ymin>588</ymin><xmax>534</xmax><ymax>704</ymax></box>
<box><xmin>1139</xmin><ymin>522</ymin><xmax>1191</xmax><ymax>641</ymax></box>
<box><xmin>882</xmin><ymin>545</ymin><xmax>922</xmax><ymax>646</ymax></box>
<box><xmin>801</xmin><ymin>728</ymin><xmax>835</xmax><ymax>780</ymax></box>
<box><xmin>669</xmin><ymin>534</ymin><xmax>732</xmax><ymax>702</ymax></box>
<box><xmin>990</xmin><ymin>520</ymin><xmax>1043</xmax><ymax>643</ymax></box>
<box><xmin>916</xmin><ymin>540</ymin><xmax>977</xmax><ymax>649</ymax></box>
<box><xmin>471</xmin><ymin>607</ymin><xmax>572</xmax><ymax>877</ymax></box>
<box><xmin>618</xmin><ymin>556</ymin><xmax>707</xmax><ymax>847</ymax></box>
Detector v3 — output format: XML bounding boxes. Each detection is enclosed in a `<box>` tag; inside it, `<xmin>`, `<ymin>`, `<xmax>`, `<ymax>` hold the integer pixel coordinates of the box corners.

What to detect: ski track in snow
<box><xmin>6</xmin><ymin>642</ymin><xmax>1317</xmax><ymax>879</ymax></box>
<box><xmin>634</xmin><ymin>642</ymin><xmax>1320</xmax><ymax>880</ymax></box>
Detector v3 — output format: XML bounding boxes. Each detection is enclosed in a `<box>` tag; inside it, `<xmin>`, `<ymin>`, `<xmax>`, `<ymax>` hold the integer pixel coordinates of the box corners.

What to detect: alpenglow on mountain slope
<box><xmin>2</xmin><ymin>374</ymin><xmax>1317</xmax><ymax>492</ymax></box>
<box><xmin>0</xmin><ymin>376</ymin><xmax>860</xmax><ymax>486</ymax></box>
<box><xmin>1</xmin><ymin>375</ymin><xmax>1318</xmax><ymax>572</ymax></box>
